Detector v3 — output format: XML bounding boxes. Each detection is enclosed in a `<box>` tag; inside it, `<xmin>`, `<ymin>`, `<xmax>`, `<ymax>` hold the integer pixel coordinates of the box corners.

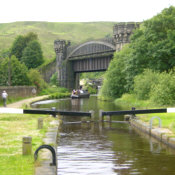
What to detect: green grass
<box><xmin>114</xmin><ymin>94</ymin><xmax>157</xmax><ymax>109</ymax></box>
<box><xmin>114</xmin><ymin>93</ymin><xmax>175</xmax><ymax>134</ymax></box>
<box><xmin>0</xmin><ymin>113</ymin><xmax>54</xmax><ymax>175</ymax></box>
<box><xmin>0</xmin><ymin>21</ymin><xmax>116</xmax><ymax>59</ymax></box>
<box><xmin>138</xmin><ymin>113</ymin><xmax>175</xmax><ymax>134</ymax></box>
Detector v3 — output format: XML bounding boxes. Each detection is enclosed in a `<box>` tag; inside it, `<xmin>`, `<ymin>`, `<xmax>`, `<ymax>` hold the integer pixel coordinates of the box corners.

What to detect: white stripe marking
<box><xmin>0</xmin><ymin>108</ymin><xmax>23</xmax><ymax>114</ymax></box>
<box><xmin>167</xmin><ymin>108</ymin><xmax>175</xmax><ymax>113</ymax></box>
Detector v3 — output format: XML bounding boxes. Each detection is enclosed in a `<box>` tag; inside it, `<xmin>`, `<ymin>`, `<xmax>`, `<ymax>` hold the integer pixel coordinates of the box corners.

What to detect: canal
<box><xmin>32</xmin><ymin>95</ymin><xmax>175</xmax><ymax>175</ymax></box>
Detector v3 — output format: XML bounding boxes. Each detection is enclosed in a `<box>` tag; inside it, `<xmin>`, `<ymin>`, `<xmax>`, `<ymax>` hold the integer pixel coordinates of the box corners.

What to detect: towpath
<box><xmin>7</xmin><ymin>95</ymin><xmax>49</xmax><ymax>108</ymax></box>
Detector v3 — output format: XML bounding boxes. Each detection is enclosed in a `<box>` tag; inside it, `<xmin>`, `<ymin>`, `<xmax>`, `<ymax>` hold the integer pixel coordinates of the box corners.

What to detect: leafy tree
<box><xmin>10</xmin><ymin>35</ymin><xmax>26</xmax><ymax>61</ymax></box>
<box><xmin>10</xmin><ymin>32</ymin><xmax>38</xmax><ymax>61</ymax></box>
<box><xmin>22</xmin><ymin>40</ymin><xmax>44</xmax><ymax>69</ymax></box>
<box><xmin>0</xmin><ymin>56</ymin><xmax>30</xmax><ymax>86</ymax></box>
<box><xmin>100</xmin><ymin>6</ymin><xmax>175</xmax><ymax>99</ymax></box>
<box><xmin>99</xmin><ymin>48</ymin><xmax>128</xmax><ymax>99</ymax></box>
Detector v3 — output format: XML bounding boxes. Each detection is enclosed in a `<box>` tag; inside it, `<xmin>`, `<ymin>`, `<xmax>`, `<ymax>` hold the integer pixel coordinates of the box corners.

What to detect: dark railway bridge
<box><xmin>54</xmin><ymin>23</ymin><xmax>139</xmax><ymax>89</ymax></box>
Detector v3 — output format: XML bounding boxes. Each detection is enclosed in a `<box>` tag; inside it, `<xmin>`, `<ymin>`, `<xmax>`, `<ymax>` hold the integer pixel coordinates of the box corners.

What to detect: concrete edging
<box><xmin>35</xmin><ymin>120</ymin><xmax>59</xmax><ymax>175</ymax></box>
<box><xmin>130</xmin><ymin>117</ymin><xmax>175</xmax><ymax>149</ymax></box>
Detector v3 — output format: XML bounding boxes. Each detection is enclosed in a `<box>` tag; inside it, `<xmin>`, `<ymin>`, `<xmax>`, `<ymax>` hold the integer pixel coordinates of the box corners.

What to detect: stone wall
<box><xmin>0</xmin><ymin>86</ymin><xmax>37</xmax><ymax>98</ymax></box>
<box><xmin>40</xmin><ymin>60</ymin><xmax>56</xmax><ymax>83</ymax></box>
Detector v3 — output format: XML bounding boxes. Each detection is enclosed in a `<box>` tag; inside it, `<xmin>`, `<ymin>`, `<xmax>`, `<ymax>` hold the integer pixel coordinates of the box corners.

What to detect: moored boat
<box><xmin>71</xmin><ymin>91</ymin><xmax>90</xmax><ymax>99</ymax></box>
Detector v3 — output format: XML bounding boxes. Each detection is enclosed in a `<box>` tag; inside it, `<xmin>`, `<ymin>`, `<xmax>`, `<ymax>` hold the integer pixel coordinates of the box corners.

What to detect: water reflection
<box><xmin>32</xmin><ymin>96</ymin><xmax>175</xmax><ymax>175</ymax></box>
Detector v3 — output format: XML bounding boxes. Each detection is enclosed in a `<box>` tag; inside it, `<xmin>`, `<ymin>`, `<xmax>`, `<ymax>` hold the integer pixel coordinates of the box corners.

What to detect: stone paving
<box><xmin>35</xmin><ymin>121</ymin><xmax>59</xmax><ymax>175</ymax></box>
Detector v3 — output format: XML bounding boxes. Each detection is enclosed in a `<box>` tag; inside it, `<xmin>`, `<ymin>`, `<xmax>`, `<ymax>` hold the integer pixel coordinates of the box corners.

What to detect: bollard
<box><xmin>23</xmin><ymin>136</ymin><xmax>32</xmax><ymax>155</ymax></box>
<box><xmin>38</xmin><ymin>117</ymin><xmax>43</xmax><ymax>129</ymax></box>
<box><xmin>89</xmin><ymin>110</ymin><xmax>95</xmax><ymax>122</ymax></box>
<box><xmin>132</xmin><ymin>107</ymin><xmax>136</xmax><ymax>118</ymax></box>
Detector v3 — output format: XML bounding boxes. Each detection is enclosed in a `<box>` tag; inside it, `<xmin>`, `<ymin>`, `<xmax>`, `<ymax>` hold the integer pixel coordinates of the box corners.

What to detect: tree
<box><xmin>0</xmin><ymin>56</ymin><xmax>30</xmax><ymax>86</ymax></box>
<box><xmin>21</xmin><ymin>40</ymin><xmax>44</xmax><ymax>69</ymax></box>
<box><xmin>10</xmin><ymin>35</ymin><xmax>26</xmax><ymax>61</ymax></box>
<box><xmin>10</xmin><ymin>32</ymin><xmax>38</xmax><ymax>61</ymax></box>
<box><xmin>100</xmin><ymin>6</ymin><xmax>175</xmax><ymax>99</ymax></box>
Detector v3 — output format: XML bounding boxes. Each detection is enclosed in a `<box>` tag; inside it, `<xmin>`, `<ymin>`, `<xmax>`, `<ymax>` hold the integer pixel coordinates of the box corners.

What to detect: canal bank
<box><xmin>130</xmin><ymin>117</ymin><xmax>175</xmax><ymax>149</ymax></box>
<box><xmin>32</xmin><ymin>96</ymin><xmax>175</xmax><ymax>175</ymax></box>
<box><xmin>6</xmin><ymin>95</ymin><xmax>58</xmax><ymax>175</ymax></box>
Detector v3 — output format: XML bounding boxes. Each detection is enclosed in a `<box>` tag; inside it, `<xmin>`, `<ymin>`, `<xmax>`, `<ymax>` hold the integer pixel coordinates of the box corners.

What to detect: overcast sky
<box><xmin>0</xmin><ymin>0</ymin><xmax>175</xmax><ymax>23</ymax></box>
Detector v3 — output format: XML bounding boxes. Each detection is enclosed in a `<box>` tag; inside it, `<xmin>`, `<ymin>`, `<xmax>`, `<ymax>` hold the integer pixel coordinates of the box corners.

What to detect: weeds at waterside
<box><xmin>0</xmin><ymin>113</ymin><xmax>53</xmax><ymax>175</ymax></box>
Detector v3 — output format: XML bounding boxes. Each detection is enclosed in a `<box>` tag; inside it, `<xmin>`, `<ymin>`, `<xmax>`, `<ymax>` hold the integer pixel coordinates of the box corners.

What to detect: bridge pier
<box><xmin>75</xmin><ymin>73</ymin><xmax>80</xmax><ymax>89</ymax></box>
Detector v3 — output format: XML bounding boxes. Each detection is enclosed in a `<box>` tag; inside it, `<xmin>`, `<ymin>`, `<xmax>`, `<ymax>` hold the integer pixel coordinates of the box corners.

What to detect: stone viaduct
<box><xmin>42</xmin><ymin>22</ymin><xmax>139</xmax><ymax>90</ymax></box>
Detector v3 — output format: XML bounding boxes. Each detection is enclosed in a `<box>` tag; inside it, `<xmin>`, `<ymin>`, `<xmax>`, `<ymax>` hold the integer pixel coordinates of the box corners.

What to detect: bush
<box><xmin>27</xmin><ymin>69</ymin><xmax>47</xmax><ymax>91</ymax></box>
<box><xmin>150</xmin><ymin>71</ymin><xmax>175</xmax><ymax>105</ymax></box>
<box><xmin>50</xmin><ymin>72</ymin><xmax>59</xmax><ymax>87</ymax></box>
<box><xmin>133</xmin><ymin>69</ymin><xmax>159</xmax><ymax>100</ymax></box>
<box><xmin>40</xmin><ymin>86</ymin><xmax>69</xmax><ymax>95</ymax></box>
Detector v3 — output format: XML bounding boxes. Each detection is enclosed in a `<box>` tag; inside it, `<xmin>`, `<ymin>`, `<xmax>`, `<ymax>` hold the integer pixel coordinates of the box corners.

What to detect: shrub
<box><xmin>50</xmin><ymin>72</ymin><xmax>59</xmax><ymax>87</ymax></box>
<box><xmin>133</xmin><ymin>69</ymin><xmax>159</xmax><ymax>100</ymax></box>
<box><xmin>150</xmin><ymin>71</ymin><xmax>175</xmax><ymax>105</ymax></box>
<box><xmin>27</xmin><ymin>69</ymin><xmax>47</xmax><ymax>91</ymax></box>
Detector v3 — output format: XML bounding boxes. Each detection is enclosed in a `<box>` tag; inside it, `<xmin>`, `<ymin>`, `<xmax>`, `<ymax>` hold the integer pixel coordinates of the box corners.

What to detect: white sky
<box><xmin>0</xmin><ymin>0</ymin><xmax>175</xmax><ymax>23</ymax></box>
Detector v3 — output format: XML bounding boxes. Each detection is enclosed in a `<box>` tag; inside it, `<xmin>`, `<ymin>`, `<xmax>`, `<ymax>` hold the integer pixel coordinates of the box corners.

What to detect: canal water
<box><xmin>32</xmin><ymin>96</ymin><xmax>175</xmax><ymax>175</ymax></box>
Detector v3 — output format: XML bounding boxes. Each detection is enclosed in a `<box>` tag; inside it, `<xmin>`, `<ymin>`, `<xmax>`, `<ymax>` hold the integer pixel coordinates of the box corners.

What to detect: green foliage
<box><xmin>86</xmin><ymin>85</ymin><xmax>97</xmax><ymax>94</ymax></box>
<box><xmin>39</xmin><ymin>86</ymin><xmax>70</xmax><ymax>98</ymax></box>
<box><xmin>129</xmin><ymin>6</ymin><xmax>175</xmax><ymax>72</ymax></box>
<box><xmin>114</xmin><ymin>93</ymin><xmax>154</xmax><ymax>109</ymax></box>
<box><xmin>39</xmin><ymin>85</ymin><xmax>69</xmax><ymax>95</ymax></box>
<box><xmin>149</xmin><ymin>71</ymin><xmax>175</xmax><ymax>105</ymax></box>
<box><xmin>80</xmin><ymin>72</ymin><xmax>104</xmax><ymax>80</ymax></box>
<box><xmin>27</xmin><ymin>69</ymin><xmax>47</xmax><ymax>90</ymax></box>
<box><xmin>100</xmin><ymin>6</ymin><xmax>175</xmax><ymax>101</ymax></box>
<box><xmin>133</xmin><ymin>69</ymin><xmax>159</xmax><ymax>100</ymax></box>
<box><xmin>22</xmin><ymin>40</ymin><xmax>44</xmax><ymax>69</ymax></box>
<box><xmin>50</xmin><ymin>72</ymin><xmax>59</xmax><ymax>86</ymax></box>
<box><xmin>99</xmin><ymin>47</ymin><xmax>129</xmax><ymax>99</ymax></box>
<box><xmin>10</xmin><ymin>32</ymin><xmax>37</xmax><ymax>61</ymax></box>
<box><xmin>0</xmin><ymin>56</ymin><xmax>29</xmax><ymax>86</ymax></box>
<box><xmin>133</xmin><ymin>69</ymin><xmax>175</xmax><ymax>106</ymax></box>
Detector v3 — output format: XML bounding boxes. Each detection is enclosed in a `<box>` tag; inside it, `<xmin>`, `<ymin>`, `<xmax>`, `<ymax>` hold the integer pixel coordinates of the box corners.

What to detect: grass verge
<box><xmin>0</xmin><ymin>113</ymin><xmax>54</xmax><ymax>175</ymax></box>
<box><xmin>114</xmin><ymin>93</ymin><xmax>175</xmax><ymax>134</ymax></box>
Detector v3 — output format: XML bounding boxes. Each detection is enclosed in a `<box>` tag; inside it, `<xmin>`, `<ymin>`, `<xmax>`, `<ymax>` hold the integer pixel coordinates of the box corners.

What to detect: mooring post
<box><xmin>22</xmin><ymin>136</ymin><xmax>32</xmax><ymax>155</ymax></box>
<box><xmin>38</xmin><ymin>117</ymin><xmax>43</xmax><ymax>129</ymax></box>
<box><xmin>51</xmin><ymin>107</ymin><xmax>57</xmax><ymax>118</ymax></box>
<box><xmin>132</xmin><ymin>107</ymin><xmax>136</xmax><ymax>118</ymax></box>
<box><xmin>99</xmin><ymin>109</ymin><xmax>104</xmax><ymax>122</ymax></box>
<box><xmin>90</xmin><ymin>110</ymin><xmax>95</xmax><ymax>122</ymax></box>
